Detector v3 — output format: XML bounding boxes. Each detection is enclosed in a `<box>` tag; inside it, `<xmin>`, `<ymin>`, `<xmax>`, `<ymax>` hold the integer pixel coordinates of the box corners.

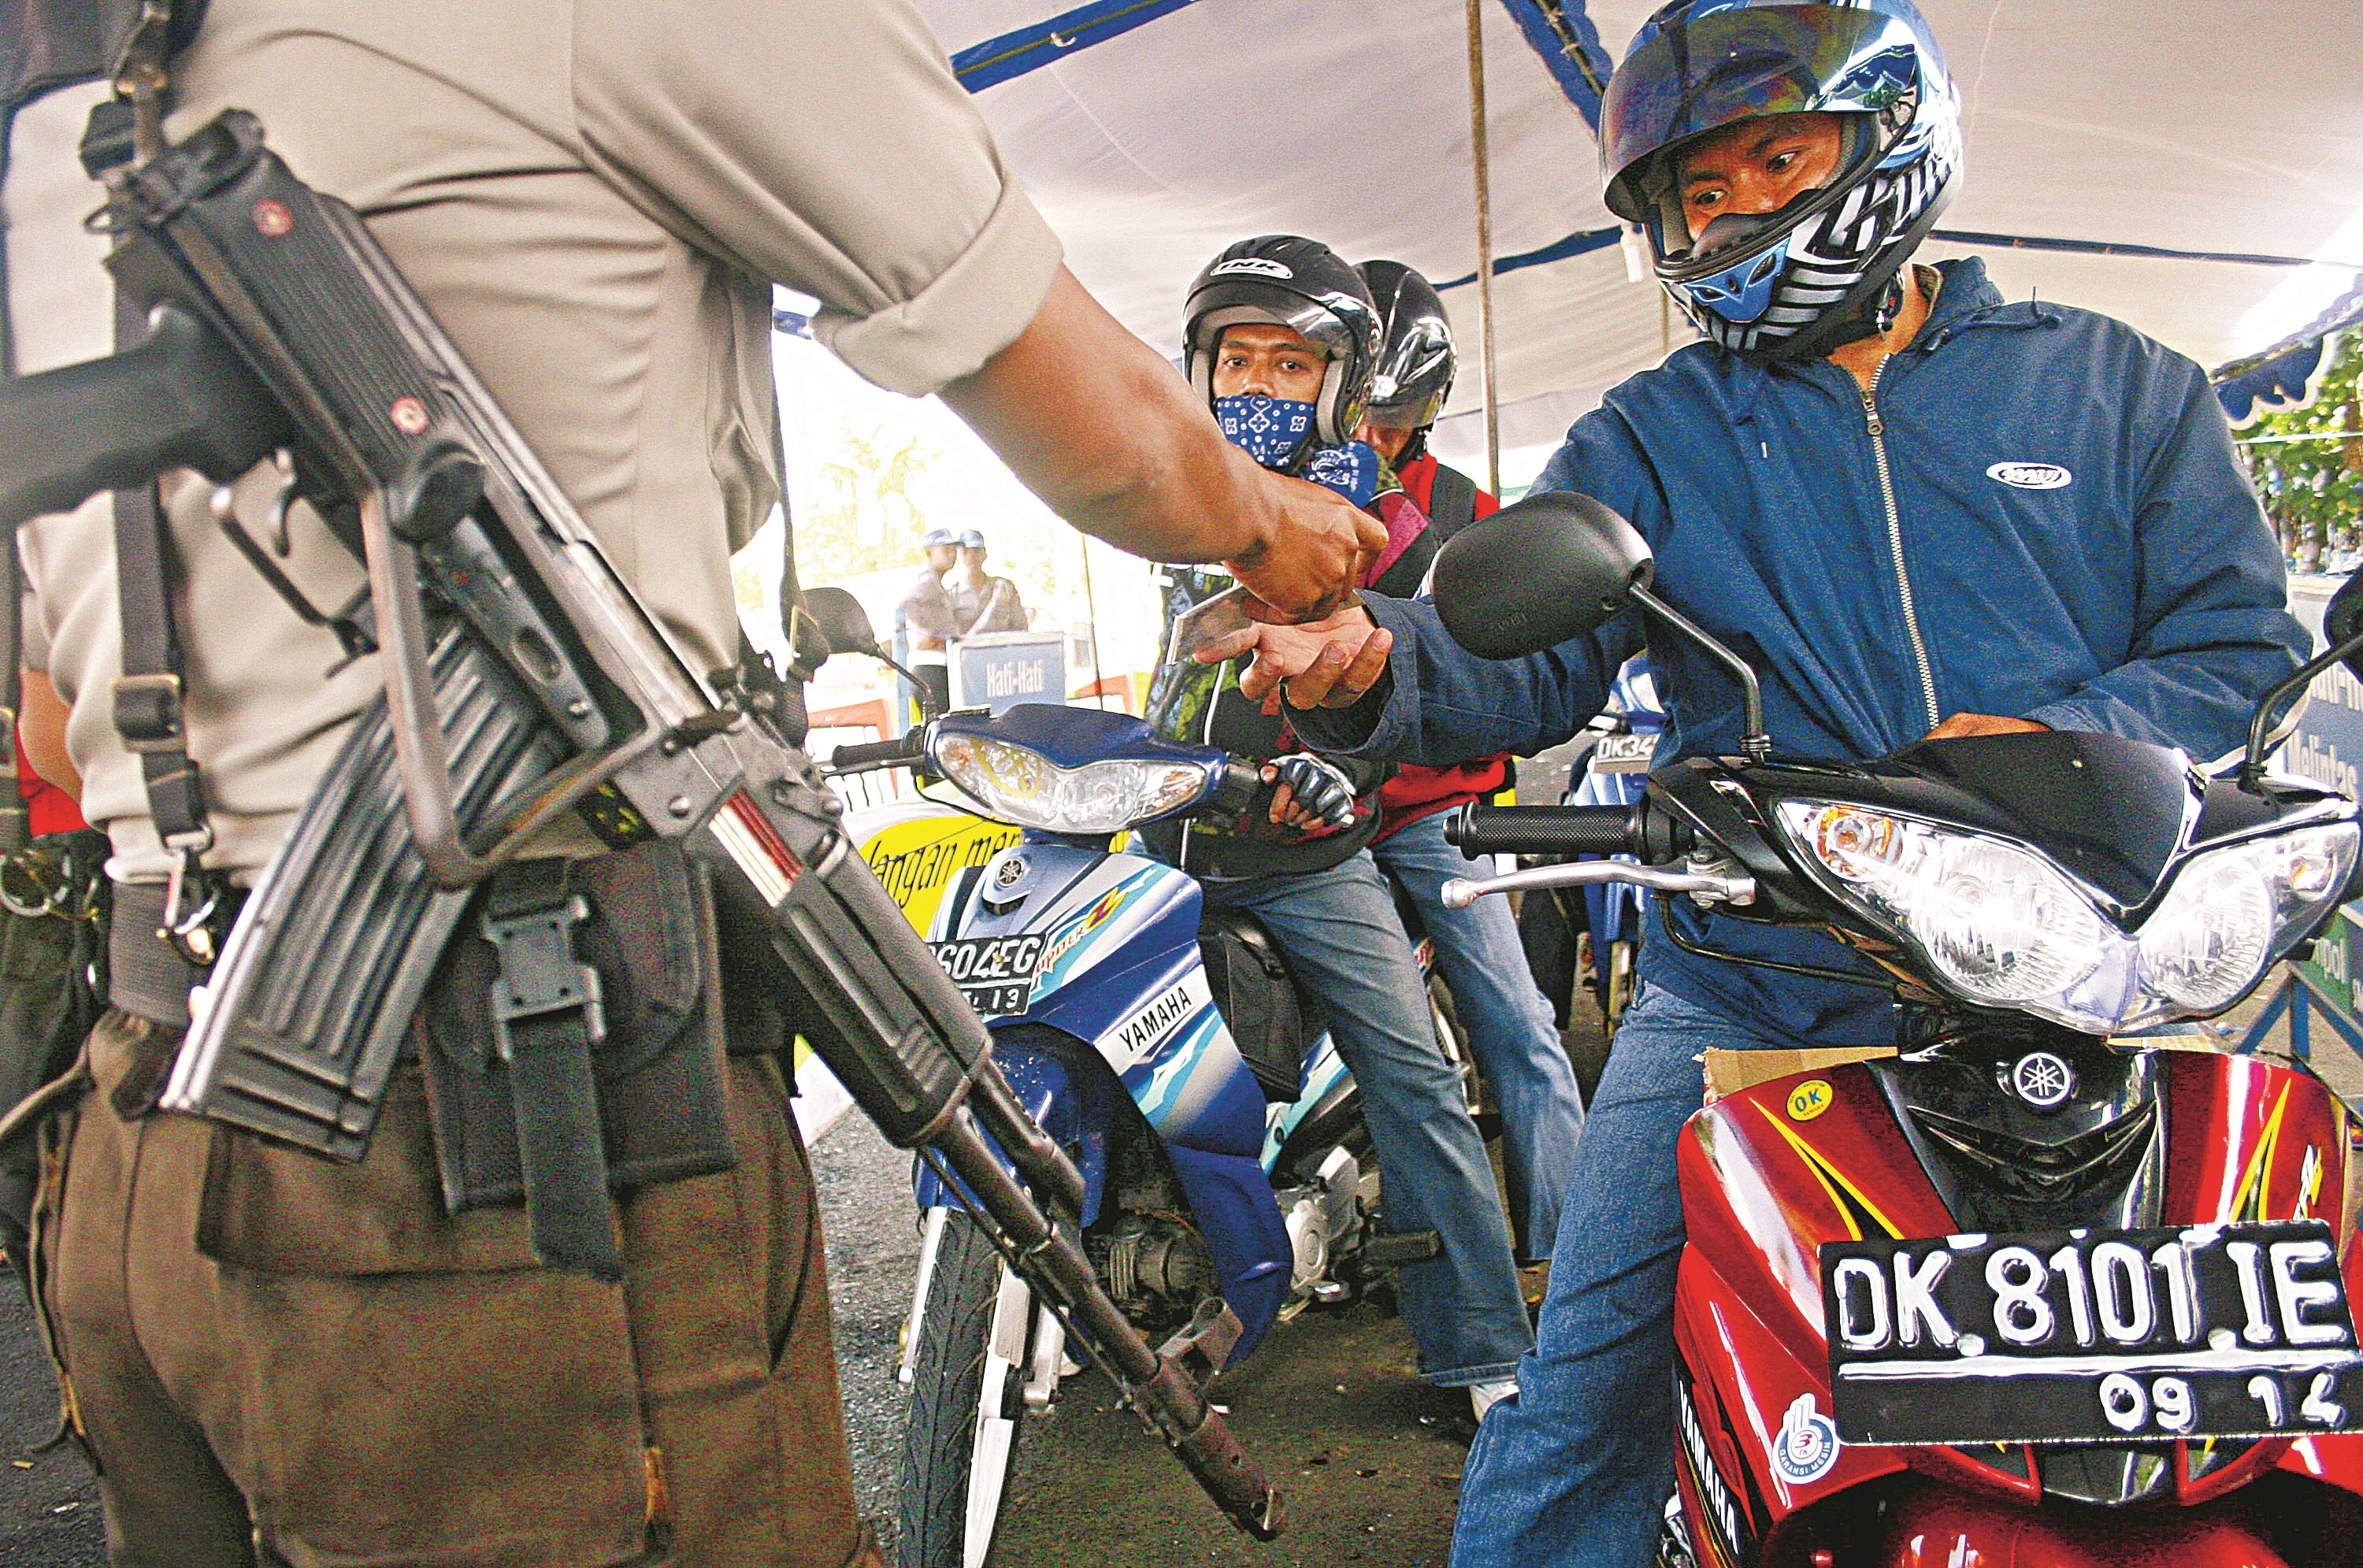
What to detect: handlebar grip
<box><xmin>828</xmin><ymin>734</ymin><xmax>926</xmax><ymax>771</ymax></box>
<box><xmin>1445</xmin><ymin>802</ymin><xmax>1636</xmax><ymax>858</ymax></box>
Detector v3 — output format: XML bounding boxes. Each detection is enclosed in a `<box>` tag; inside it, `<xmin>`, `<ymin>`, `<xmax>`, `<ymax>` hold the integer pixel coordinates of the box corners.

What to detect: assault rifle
<box><xmin>0</xmin><ymin>108</ymin><xmax>1281</xmax><ymax>1540</ymax></box>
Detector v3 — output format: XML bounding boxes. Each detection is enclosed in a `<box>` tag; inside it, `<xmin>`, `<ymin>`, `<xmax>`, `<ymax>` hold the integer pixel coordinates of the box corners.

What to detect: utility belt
<box><xmin>108</xmin><ymin>841</ymin><xmax>789</xmax><ymax>1274</ymax></box>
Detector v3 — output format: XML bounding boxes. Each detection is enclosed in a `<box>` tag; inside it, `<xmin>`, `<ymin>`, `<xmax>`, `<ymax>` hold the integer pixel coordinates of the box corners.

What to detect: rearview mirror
<box><xmin>1430</xmin><ymin>491</ymin><xmax>1653</xmax><ymax>659</ymax></box>
<box><xmin>801</xmin><ymin>586</ymin><xmax>881</xmax><ymax>658</ymax></box>
<box><xmin>2328</xmin><ymin>573</ymin><xmax>2363</xmax><ymax>682</ymax></box>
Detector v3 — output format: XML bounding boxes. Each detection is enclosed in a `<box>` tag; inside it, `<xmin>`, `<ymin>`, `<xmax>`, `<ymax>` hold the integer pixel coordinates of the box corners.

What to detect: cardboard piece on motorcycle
<box><xmin>1701</xmin><ymin>1045</ymin><xmax>1897</xmax><ymax>1105</ymax></box>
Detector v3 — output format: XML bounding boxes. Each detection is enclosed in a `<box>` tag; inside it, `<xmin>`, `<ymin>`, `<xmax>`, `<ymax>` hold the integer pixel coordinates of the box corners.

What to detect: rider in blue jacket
<box><xmin>1209</xmin><ymin>3</ymin><xmax>2309</xmax><ymax>1562</ymax></box>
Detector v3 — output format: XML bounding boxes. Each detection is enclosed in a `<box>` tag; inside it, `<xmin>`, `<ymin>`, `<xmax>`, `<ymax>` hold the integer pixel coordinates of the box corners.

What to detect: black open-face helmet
<box><xmin>1600</xmin><ymin>0</ymin><xmax>1961</xmax><ymax>361</ymax></box>
<box><xmin>1357</xmin><ymin>260</ymin><xmax>1455</xmax><ymax>459</ymax></box>
<box><xmin>1184</xmin><ymin>235</ymin><xmax>1382</xmax><ymax>448</ymax></box>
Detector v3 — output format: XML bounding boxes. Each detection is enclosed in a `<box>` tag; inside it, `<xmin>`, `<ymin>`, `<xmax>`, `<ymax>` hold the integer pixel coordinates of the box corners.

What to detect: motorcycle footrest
<box><xmin>1363</xmin><ymin>1230</ymin><xmax>1444</xmax><ymax>1267</ymax></box>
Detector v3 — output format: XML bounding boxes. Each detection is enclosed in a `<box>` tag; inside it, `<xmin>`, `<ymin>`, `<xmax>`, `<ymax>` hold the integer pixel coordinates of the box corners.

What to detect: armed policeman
<box><xmin>1201</xmin><ymin>3</ymin><xmax>2309</xmax><ymax>1562</ymax></box>
<box><xmin>0</xmin><ymin>3</ymin><xmax>1380</xmax><ymax>1564</ymax></box>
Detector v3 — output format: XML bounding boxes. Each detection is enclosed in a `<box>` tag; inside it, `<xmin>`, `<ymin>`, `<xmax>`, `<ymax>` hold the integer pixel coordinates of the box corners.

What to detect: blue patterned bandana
<box><xmin>1215</xmin><ymin>394</ymin><xmax>1315</xmax><ymax>469</ymax></box>
<box><xmin>1300</xmin><ymin>440</ymin><xmax>1381</xmax><ymax>508</ymax></box>
<box><xmin>1214</xmin><ymin>395</ymin><xmax>1379</xmax><ymax>507</ymax></box>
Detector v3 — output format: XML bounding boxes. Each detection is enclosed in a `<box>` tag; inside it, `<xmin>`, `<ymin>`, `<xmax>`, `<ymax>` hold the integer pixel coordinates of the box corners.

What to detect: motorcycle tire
<box><xmin>897</xmin><ymin>1212</ymin><xmax>1038</xmax><ymax>1568</ymax></box>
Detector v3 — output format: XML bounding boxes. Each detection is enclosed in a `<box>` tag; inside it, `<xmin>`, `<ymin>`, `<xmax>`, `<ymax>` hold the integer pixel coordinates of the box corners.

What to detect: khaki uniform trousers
<box><xmin>31</xmin><ymin>1010</ymin><xmax>884</xmax><ymax>1568</ymax></box>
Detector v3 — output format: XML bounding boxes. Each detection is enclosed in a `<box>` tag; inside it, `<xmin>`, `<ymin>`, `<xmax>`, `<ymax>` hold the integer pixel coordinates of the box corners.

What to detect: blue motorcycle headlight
<box><xmin>933</xmin><ymin>732</ymin><xmax>1213</xmax><ymax>833</ymax></box>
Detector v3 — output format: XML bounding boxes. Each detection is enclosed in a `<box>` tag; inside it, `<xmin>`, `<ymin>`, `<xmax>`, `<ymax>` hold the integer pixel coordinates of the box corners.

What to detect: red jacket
<box><xmin>1364</xmin><ymin>458</ymin><xmax>1508</xmax><ymax>842</ymax></box>
<box><xmin>17</xmin><ymin>732</ymin><xmax>85</xmax><ymax>836</ymax></box>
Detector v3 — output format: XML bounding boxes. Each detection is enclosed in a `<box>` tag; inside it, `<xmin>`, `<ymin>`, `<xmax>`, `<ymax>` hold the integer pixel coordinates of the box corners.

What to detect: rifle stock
<box><xmin>14</xmin><ymin>106</ymin><xmax>1285</xmax><ymax>1539</ymax></box>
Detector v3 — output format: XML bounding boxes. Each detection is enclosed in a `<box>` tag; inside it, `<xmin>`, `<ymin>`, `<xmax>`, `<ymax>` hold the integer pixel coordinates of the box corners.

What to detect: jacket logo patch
<box><xmin>1986</xmin><ymin>461</ymin><xmax>2072</xmax><ymax>490</ymax></box>
<box><xmin>1209</xmin><ymin>256</ymin><xmax>1293</xmax><ymax>280</ymax></box>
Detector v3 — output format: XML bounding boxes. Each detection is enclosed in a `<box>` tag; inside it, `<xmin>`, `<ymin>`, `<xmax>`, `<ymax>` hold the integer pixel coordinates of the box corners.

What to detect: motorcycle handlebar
<box><xmin>1446</xmin><ymin>802</ymin><xmax>1637</xmax><ymax>858</ymax></box>
<box><xmin>827</xmin><ymin>732</ymin><xmax>929</xmax><ymax>773</ymax></box>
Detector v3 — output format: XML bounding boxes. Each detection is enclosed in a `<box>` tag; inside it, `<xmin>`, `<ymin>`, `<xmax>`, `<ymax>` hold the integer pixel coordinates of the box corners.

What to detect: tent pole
<box><xmin>1465</xmin><ymin>0</ymin><xmax>1501</xmax><ymax>495</ymax></box>
<box><xmin>1079</xmin><ymin>534</ymin><xmax>1108</xmax><ymax>709</ymax></box>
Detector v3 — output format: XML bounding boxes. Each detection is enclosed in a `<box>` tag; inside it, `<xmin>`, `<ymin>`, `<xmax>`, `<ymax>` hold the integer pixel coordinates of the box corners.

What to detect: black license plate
<box><xmin>929</xmin><ymin>936</ymin><xmax>1044</xmax><ymax>1018</ymax></box>
<box><xmin>1590</xmin><ymin>731</ymin><xmax>1656</xmax><ymax>773</ymax></box>
<box><xmin>1823</xmin><ymin>1221</ymin><xmax>2363</xmax><ymax>1445</ymax></box>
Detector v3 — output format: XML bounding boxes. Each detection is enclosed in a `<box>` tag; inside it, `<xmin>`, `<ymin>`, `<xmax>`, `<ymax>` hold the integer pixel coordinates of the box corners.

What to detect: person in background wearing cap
<box><xmin>1354</xmin><ymin>261</ymin><xmax>1585</xmax><ymax>1288</ymax></box>
<box><xmin>946</xmin><ymin>528</ymin><xmax>1031</xmax><ymax>636</ymax></box>
<box><xmin>896</xmin><ymin>528</ymin><xmax>962</xmax><ymax>717</ymax></box>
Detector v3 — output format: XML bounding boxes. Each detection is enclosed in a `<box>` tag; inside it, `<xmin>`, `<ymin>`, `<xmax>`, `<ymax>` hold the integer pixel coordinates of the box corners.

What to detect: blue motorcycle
<box><xmin>814</xmin><ymin>584</ymin><xmax>1430</xmax><ymax>1568</ymax></box>
<box><xmin>1564</xmin><ymin>658</ymin><xmax>1665</xmax><ymax>1031</ymax></box>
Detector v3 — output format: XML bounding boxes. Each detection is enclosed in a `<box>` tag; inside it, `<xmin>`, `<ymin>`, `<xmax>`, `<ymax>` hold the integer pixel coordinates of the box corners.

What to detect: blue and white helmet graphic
<box><xmin>1601</xmin><ymin>0</ymin><xmax>1961</xmax><ymax>359</ymax></box>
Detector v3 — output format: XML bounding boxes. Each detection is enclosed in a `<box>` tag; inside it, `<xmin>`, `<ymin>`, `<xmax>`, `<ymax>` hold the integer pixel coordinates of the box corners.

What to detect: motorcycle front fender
<box><xmin>911</xmin><ymin>1033</ymin><xmax>1110</xmax><ymax>1228</ymax></box>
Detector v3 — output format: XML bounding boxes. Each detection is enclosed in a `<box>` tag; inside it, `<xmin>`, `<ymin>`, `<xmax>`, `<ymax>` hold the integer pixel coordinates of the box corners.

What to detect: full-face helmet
<box><xmin>1601</xmin><ymin>0</ymin><xmax>1961</xmax><ymax>360</ymax></box>
<box><xmin>1183</xmin><ymin>235</ymin><xmax>1382</xmax><ymax>454</ymax></box>
<box><xmin>1357</xmin><ymin>261</ymin><xmax>1456</xmax><ymax>461</ymax></box>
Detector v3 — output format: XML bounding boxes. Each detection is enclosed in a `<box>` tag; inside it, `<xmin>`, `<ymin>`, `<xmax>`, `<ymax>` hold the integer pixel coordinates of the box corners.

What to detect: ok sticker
<box><xmin>1787</xmin><ymin>1079</ymin><xmax>1834</xmax><ymax>1121</ymax></box>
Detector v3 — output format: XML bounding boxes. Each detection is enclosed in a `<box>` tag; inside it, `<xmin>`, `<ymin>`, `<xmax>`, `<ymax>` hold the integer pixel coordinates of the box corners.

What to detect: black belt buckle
<box><xmin>480</xmin><ymin>885</ymin><xmax>620</xmax><ymax>1280</ymax></box>
<box><xmin>482</xmin><ymin>893</ymin><xmax>607</xmax><ymax>1058</ymax></box>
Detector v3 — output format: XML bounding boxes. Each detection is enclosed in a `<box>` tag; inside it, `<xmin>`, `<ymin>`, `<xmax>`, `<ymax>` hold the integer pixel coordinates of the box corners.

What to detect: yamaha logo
<box><xmin>2009</xmin><ymin>1051</ymin><xmax>2076</xmax><ymax>1108</ymax></box>
<box><xmin>993</xmin><ymin>854</ymin><xmax>1029</xmax><ymax>890</ymax></box>
<box><xmin>1986</xmin><ymin>461</ymin><xmax>2072</xmax><ymax>490</ymax></box>
<box><xmin>1209</xmin><ymin>256</ymin><xmax>1293</xmax><ymax>280</ymax></box>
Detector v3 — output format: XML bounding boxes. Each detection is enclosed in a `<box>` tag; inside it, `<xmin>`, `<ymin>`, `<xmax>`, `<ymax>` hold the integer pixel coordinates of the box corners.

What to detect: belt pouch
<box><xmin>0</xmin><ymin>830</ymin><xmax>111</xmax><ymax>1238</ymax></box>
<box><xmin>417</xmin><ymin>842</ymin><xmax>736</xmax><ymax>1277</ymax></box>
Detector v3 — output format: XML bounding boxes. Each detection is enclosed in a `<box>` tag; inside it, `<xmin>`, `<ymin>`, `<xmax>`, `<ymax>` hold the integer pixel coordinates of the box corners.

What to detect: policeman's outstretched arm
<box><xmin>941</xmin><ymin>267</ymin><xmax>1386</xmax><ymax>619</ymax></box>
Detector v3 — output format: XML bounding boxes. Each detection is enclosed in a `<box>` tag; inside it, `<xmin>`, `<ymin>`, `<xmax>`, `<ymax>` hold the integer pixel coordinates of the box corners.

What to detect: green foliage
<box><xmin>795</xmin><ymin>428</ymin><xmax>937</xmax><ymax>583</ymax></box>
<box><xmin>2239</xmin><ymin>334</ymin><xmax>2362</xmax><ymax>570</ymax></box>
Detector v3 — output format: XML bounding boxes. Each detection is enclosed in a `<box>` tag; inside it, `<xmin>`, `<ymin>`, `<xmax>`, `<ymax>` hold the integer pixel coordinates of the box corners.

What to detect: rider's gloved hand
<box><xmin>1260</xmin><ymin>753</ymin><xmax>1358</xmax><ymax>832</ymax></box>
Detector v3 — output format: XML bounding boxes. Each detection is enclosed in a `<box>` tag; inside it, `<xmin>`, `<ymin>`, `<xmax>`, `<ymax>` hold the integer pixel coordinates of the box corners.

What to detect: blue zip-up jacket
<box><xmin>1298</xmin><ymin>258</ymin><xmax>2308</xmax><ymax>1046</ymax></box>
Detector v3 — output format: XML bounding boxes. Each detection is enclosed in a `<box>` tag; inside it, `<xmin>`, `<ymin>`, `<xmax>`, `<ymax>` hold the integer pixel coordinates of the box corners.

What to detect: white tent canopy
<box><xmin>916</xmin><ymin>0</ymin><xmax>2363</xmax><ymax>475</ymax></box>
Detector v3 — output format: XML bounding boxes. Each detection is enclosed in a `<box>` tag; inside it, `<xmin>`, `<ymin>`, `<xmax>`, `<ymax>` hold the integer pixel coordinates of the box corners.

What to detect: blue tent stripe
<box><xmin>1931</xmin><ymin>228</ymin><xmax>2360</xmax><ymax>272</ymax></box>
<box><xmin>1430</xmin><ymin>222</ymin><xmax>2363</xmax><ymax>295</ymax></box>
<box><xmin>952</xmin><ymin>0</ymin><xmax>1202</xmax><ymax>91</ymax></box>
<box><xmin>1493</xmin><ymin>0</ymin><xmax>1614</xmax><ymax>132</ymax></box>
<box><xmin>1435</xmin><ymin>225</ymin><xmax>1623</xmax><ymax>290</ymax></box>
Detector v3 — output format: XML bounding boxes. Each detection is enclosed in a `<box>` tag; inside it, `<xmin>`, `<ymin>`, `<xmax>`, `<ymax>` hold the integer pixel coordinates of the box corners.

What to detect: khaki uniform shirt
<box><xmin>6</xmin><ymin>0</ymin><xmax>1062</xmax><ymax>881</ymax></box>
<box><xmin>948</xmin><ymin>576</ymin><xmax>1029</xmax><ymax>636</ymax></box>
<box><xmin>896</xmin><ymin>564</ymin><xmax>959</xmax><ymax>655</ymax></box>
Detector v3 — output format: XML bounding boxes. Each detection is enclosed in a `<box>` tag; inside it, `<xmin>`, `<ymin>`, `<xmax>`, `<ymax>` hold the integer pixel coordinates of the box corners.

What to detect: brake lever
<box><xmin>1441</xmin><ymin>860</ymin><xmax>1756</xmax><ymax>910</ymax></box>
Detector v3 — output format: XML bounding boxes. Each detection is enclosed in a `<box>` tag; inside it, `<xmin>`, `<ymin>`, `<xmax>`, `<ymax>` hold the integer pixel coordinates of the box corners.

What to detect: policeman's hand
<box><xmin>1222</xmin><ymin>470</ymin><xmax>1388</xmax><ymax>620</ymax></box>
<box><xmin>1925</xmin><ymin>714</ymin><xmax>2050</xmax><ymax>740</ymax></box>
<box><xmin>1195</xmin><ymin>606</ymin><xmax>1393</xmax><ymax>710</ymax></box>
<box><xmin>1261</xmin><ymin>754</ymin><xmax>1357</xmax><ymax>831</ymax></box>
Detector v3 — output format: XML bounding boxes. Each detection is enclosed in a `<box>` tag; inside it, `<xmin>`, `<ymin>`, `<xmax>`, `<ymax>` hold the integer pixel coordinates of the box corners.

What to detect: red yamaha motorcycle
<box><xmin>1429</xmin><ymin>494</ymin><xmax>2363</xmax><ymax>1566</ymax></box>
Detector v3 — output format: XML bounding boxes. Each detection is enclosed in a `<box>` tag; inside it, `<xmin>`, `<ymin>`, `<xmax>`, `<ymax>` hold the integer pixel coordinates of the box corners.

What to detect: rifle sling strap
<box><xmin>482</xmin><ymin>858</ymin><xmax>622</xmax><ymax>1282</ymax></box>
<box><xmin>108</xmin><ymin>284</ymin><xmax>213</xmax><ymax>862</ymax></box>
<box><xmin>0</xmin><ymin>517</ymin><xmax>23</xmax><ymax>855</ymax></box>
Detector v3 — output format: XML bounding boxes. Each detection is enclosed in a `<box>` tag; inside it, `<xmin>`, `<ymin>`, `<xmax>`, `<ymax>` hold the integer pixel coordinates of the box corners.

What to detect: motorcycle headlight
<box><xmin>1779</xmin><ymin>802</ymin><xmax>2106</xmax><ymax>1005</ymax></box>
<box><xmin>2137</xmin><ymin>825</ymin><xmax>2357</xmax><ymax>1013</ymax></box>
<box><xmin>932</xmin><ymin>732</ymin><xmax>1212</xmax><ymax>833</ymax></box>
<box><xmin>1775</xmin><ymin>802</ymin><xmax>2358</xmax><ymax>1034</ymax></box>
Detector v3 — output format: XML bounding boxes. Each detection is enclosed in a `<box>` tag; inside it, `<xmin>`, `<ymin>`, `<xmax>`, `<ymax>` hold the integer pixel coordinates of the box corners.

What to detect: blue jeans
<box><xmin>1200</xmin><ymin>853</ymin><xmax>1533</xmax><ymax>1385</ymax></box>
<box><xmin>1373</xmin><ymin>813</ymin><xmax>1585</xmax><ymax>1262</ymax></box>
<box><xmin>1452</xmin><ymin>981</ymin><xmax>1790</xmax><ymax>1567</ymax></box>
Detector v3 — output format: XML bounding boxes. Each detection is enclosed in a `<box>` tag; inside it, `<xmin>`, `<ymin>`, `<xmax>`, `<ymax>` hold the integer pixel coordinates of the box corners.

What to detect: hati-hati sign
<box><xmin>951</xmin><ymin>631</ymin><xmax>1067</xmax><ymax>715</ymax></box>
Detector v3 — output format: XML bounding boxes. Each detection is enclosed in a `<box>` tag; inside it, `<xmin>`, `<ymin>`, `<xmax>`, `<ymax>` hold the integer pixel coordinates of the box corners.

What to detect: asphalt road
<box><xmin>817</xmin><ymin>1108</ymin><xmax>1479</xmax><ymax>1567</ymax></box>
<box><xmin>0</xmin><ymin>1273</ymin><xmax>104</xmax><ymax>1565</ymax></box>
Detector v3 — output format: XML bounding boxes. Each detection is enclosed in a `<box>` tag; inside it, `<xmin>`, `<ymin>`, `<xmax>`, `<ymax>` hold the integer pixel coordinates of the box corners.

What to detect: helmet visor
<box><xmin>1367</xmin><ymin>316</ymin><xmax>1452</xmax><ymax>424</ymax></box>
<box><xmin>1601</xmin><ymin>2</ymin><xmax>1932</xmax><ymax>219</ymax></box>
<box><xmin>1192</xmin><ymin>291</ymin><xmax>1363</xmax><ymax>365</ymax></box>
